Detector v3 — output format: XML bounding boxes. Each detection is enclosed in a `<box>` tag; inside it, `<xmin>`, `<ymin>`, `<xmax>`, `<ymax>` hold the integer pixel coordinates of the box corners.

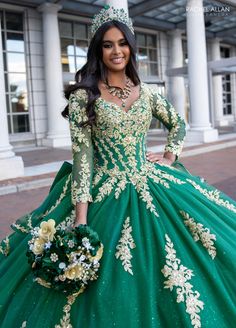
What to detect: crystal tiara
<box><xmin>91</xmin><ymin>5</ymin><xmax>134</xmax><ymax>38</ymax></box>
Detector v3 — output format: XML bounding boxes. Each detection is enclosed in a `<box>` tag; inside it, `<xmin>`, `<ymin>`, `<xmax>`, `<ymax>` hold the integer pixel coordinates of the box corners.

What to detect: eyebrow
<box><xmin>102</xmin><ymin>38</ymin><xmax>126</xmax><ymax>43</ymax></box>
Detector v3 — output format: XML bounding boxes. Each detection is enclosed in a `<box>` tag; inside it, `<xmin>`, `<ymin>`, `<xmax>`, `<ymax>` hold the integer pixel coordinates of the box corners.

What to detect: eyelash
<box><xmin>103</xmin><ymin>42</ymin><xmax>128</xmax><ymax>48</ymax></box>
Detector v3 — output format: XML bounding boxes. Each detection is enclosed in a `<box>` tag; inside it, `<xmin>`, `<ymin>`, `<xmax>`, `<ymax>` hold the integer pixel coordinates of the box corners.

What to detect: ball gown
<box><xmin>0</xmin><ymin>83</ymin><xmax>236</xmax><ymax>328</ymax></box>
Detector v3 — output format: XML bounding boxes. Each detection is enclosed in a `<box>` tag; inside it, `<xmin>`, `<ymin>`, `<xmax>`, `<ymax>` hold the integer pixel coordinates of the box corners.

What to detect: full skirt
<box><xmin>0</xmin><ymin>162</ymin><xmax>236</xmax><ymax>328</ymax></box>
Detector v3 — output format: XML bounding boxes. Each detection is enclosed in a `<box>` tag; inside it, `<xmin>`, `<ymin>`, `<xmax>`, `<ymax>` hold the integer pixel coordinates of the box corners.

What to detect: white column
<box><xmin>211</xmin><ymin>38</ymin><xmax>226</xmax><ymax>126</ymax></box>
<box><xmin>0</xmin><ymin>19</ymin><xmax>24</xmax><ymax>180</ymax></box>
<box><xmin>168</xmin><ymin>30</ymin><xmax>187</xmax><ymax>125</ymax></box>
<box><xmin>105</xmin><ymin>0</ymin><xmax>128</xmax><ymax>13</ymax></box>
<box><xmin>38</xmin><ymin>3</ymin><xmax>70</xmax><ymax>147</ymax></box>
<box><xmin>186</xmin><ymin>0</ymin><xmax>218</xmax><ymax>142</ymax></box>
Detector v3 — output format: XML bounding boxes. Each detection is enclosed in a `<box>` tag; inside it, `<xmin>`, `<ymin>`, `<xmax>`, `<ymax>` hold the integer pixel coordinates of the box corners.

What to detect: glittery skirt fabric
<box><xmin>0</xmin><ymin>161</ymin><xmax>236</xmax><ymax>328</ymax></box>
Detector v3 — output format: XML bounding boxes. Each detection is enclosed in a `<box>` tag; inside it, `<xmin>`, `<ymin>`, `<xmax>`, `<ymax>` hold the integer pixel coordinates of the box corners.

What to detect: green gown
<box><xmin>0</xmin><ymin>83</ymin><xmax>236</xmax><ymax>328</ymax></box>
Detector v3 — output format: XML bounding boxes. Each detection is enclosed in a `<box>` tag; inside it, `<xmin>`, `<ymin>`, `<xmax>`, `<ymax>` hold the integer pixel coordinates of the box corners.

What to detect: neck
<box><xmin>106</xmin><ymin>70</ymin><xmax>127</xmax><ymax>88</ymax></box>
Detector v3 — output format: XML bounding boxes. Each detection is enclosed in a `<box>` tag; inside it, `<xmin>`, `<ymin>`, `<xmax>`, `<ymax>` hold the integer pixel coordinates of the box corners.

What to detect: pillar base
<box><xmin>0</xmin><ymin>156</ymin><xmax>24</xmax><ymax>181</ymax></box>
<box><xmin>42</xmin><ymin>134</ymin><xmax>71</xmax><ymax>148</ymax></box>
<box><xmin>186</xmin><ymin>128</ymin><xmax>218</xmax><ymax>143</ymax></box>
<box><xmin>214</xmin><ymin>119</ymin><xmax>229</xmax><ymax>127</ymax></box>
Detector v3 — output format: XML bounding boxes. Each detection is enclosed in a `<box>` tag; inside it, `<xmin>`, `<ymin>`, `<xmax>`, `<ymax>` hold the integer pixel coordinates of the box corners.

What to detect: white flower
<box><xmin>59</xmin><ymin>262</ymin><xmax>66</xmax><ymax>269</ymax></box>
<box><xmin>50</xmin><ymin>253</ymin><xmax>58</xmax><ymax>262</ymax></box>
<box><xmin>79</xmin><ymin>255</ymin><xmax>86</xmax><ymax>262</ymax></box>
<box><xmin>68</xmin><ymin>240</ymin><xmax>75</xmax><ymax>248</ymax></box>
<box><xmin>44</xmin><ymin>241</ymin><xmax>52</xmax><ymax>249</ymax></box>
<box><xmin>82</xmin><ymin>237</ymin><xmax>93</xmax><ymax>250</ymax></box>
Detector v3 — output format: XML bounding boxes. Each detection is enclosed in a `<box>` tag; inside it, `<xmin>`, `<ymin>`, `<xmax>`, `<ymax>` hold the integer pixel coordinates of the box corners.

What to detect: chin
<box><xmin>108</xmin><ymin>65</ymin><xmax>127</xmax><ymax>72</ymax></box>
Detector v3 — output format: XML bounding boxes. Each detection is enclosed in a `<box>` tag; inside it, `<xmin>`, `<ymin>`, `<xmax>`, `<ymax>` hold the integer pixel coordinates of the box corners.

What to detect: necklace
<box><xmin>104</xmin><ymin>77</ymin><xmax>133</xmax><ymax>109</ymax></box>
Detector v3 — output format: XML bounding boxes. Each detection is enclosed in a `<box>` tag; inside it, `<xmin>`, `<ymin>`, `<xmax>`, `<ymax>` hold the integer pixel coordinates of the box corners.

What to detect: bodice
<box><xmin>92</xmin><ymin>86</ymin><xmax>153</xmax><ymax>173</ymax></box>
<box><xmin>68</xmin><ymin>83</ymin><xmax>186</xmax><ymax>205</ymax></box>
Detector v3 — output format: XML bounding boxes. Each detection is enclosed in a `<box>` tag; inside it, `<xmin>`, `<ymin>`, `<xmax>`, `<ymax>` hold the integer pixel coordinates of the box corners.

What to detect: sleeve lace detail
<box><xmin>150</xmin><ymin>89</ymin><xmax>186</xmax><ymax>157</ymax></box>
<box><xmin>69</xmin><ymin>89</ymin><xmax>93</xmax><ymax>205</ymax></box>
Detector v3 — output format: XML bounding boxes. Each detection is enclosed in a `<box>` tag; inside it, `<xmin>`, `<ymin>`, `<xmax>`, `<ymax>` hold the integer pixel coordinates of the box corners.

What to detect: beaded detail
<box><xmin>161</xmin><ymin>234</ymin><xmax>204</xmax><ymax>328</ymax></box>
<box><xmin>91</xmin><ymin>5</ymin><xmax>134</xmax><ymax>38</ymax></box>
<box><xmin>68</xmin><ymin>84</ymin><xmax>186</xmax><ymax>211</ymax></box>
<box><xmin>115</xmin><ymin>217</ymin><xmax>136</xmax><ymax>275</ymax></box>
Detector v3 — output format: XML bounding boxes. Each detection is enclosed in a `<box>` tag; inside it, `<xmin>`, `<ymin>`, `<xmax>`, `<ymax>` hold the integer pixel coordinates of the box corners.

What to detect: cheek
<box><xmin>102</xmin><ymin>49</ymin><xmax>110</xmax><ymax>63</ymax></box>
<box><xmin>125</xmin><ymin>48</ymin><xmax>131</xmax><ymax>61</ymax></box>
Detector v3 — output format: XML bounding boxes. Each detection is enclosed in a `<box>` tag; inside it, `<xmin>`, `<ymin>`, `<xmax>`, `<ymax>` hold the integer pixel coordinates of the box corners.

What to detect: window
<box><xmin>59</xmin><ymin>20</ymin><xmax>90</xmax><ymax>74</ymax></box>
<box><xmin>182</xmin><ymin>39</ymin><xmax>188</xmax><ymax>65</ymax></box>
<box><xmin>136</xmin><ymin>33</ymin><xmax>158</xmax><ymax>77</ymax></box>
<box><xmin>220</xmin><ymin>46</ymin><xmax>232</xmax><ymax>115</ymax></box>
<box><xmin>1</xmin><ymin>11</ymin><xmax>29</xmax><ymax>134</ymax></box>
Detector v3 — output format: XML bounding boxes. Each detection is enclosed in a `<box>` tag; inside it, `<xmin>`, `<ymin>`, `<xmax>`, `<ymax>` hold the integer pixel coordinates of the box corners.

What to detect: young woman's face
<box><xmin>102</xmin><ymin>27</ymin><xmax>131</xmax><ymax>73</ymax></box>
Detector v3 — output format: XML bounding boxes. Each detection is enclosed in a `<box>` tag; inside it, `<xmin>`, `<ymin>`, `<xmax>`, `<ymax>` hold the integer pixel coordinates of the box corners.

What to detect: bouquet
<box><xmin>26</xmin><ymin>219</ymin><xmax>103</xmax><ymax>296</ymax></box>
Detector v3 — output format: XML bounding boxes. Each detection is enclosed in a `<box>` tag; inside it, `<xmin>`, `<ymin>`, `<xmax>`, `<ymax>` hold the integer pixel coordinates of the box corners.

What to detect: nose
<box><xmin>113</xmin><ymin>43</ymin><xmax>121</xmax><ymax>55</ymax></box>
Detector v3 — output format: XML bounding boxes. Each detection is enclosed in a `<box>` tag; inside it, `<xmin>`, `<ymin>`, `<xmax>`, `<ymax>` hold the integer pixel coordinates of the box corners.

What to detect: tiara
<box><xmin>91</xmin><ymin>5</ymin><xmax>134</xmax><ymax>38</ymax></box>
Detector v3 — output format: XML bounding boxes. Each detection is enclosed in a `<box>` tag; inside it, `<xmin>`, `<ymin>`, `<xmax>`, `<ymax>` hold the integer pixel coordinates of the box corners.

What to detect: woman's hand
<box><xmin>73</xmin><ymin>202</ymin><xmax>88</xmax><ymax>227</ymax></box>
<box><xmin>146</xmin><ymin>151</ymin><xmax>175</xmax><ymax>166</ymax></box>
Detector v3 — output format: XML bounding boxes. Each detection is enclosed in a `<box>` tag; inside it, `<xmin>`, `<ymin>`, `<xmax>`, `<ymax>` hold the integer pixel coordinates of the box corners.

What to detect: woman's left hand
<box><xmin>146</xmin><ymin>152</ymin><xmax>174</xmax><ymax>166</ymax></box>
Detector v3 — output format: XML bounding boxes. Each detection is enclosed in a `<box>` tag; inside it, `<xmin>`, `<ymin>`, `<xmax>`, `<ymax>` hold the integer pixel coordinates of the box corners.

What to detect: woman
<box><xmin>0</xmin><ymin>5</ymin><xmax>236</xmax><ymax>328</ymax></box>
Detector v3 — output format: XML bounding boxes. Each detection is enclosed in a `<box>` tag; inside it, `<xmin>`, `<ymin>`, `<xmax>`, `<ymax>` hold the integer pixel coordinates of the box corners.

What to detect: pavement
<box><xmin>1</xmin><ymin>127</ymin><xmax>236</xmax><ymax>239</ymax></box>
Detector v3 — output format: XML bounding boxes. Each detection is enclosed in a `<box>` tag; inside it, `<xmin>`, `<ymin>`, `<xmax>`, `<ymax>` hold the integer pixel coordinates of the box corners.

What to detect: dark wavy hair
<box><xmin>62</xmin><ymin>20</ymin><xmax>140</xmax><ymax>125</ymax></box>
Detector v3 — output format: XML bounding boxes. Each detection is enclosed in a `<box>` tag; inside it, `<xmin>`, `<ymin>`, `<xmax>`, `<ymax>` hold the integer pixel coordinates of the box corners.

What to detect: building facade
<box><xmin>0</xmin><ymin>0</ymin><xmax>236</xmax><ymax>180</ymax></box>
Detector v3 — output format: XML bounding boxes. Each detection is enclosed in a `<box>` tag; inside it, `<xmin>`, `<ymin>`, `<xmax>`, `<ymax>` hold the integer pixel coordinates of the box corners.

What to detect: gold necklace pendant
<box><xmin>105</xmin><ymin>77</ymin><xmax>132</xmax><ymax>104</ymax></box>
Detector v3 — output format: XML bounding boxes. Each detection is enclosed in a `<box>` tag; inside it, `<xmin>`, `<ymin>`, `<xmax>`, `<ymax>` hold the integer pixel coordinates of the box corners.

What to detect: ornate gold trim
<box><xmin>180</xmin><ymin>211</ymin><xmax>216</xmax><ymax>259</ymax></box>
<box><xmin>161</xmin><ymin>234</ymin><xmax>204</xmax><ymax>328</ymax></box>
<box><xmin>55</xmin><ymin>288</ymin><xmax>85</xmax><ymax>328</ymax></box>
<box><xmin>115</xmin><ymin>217</ymin><xmax>136</xmax><ymax>275</ymax></box>
<box><xmin>187</xmin><ymin>179</ymin><xmax>236</xmax><ymax>213</ymax></box>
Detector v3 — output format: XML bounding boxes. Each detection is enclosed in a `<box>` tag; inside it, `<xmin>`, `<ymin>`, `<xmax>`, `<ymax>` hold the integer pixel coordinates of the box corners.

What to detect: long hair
<box><xmin>62</xmin><ymin>20</ymin><xmax>140</xmax><ymax>125</ymax></box>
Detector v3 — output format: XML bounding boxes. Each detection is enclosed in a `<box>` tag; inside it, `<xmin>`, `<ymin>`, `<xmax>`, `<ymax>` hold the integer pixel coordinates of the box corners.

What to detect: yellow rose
<box><xmin>90</xmin><ymin>244</ymin><xmax>104</xmax><ymax>261</ymax></box>
<box><xmin>64</xmin><ymin>264</ymin><xmax>84</xmax><ymax>280</ymax></box>
<box><xmin>38</xmin><ymin>219</ymin><xmax>56</xmax><ymax>241</ymax></box>
<box><xmin>32</xmin><ymin>238</ymin><xmax>45</xmax><ymax>255</ymax></box>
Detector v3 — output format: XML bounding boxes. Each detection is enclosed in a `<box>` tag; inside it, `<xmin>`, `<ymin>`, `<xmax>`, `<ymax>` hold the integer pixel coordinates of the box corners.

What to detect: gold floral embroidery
<box><xmin>180</xmin><ymin>211</ymin><xmax>216</xmax><ymax>259</ymax></box>
<box><xmin>35</xmin><ymin>277</ymin><xmax>51</xmax><ymax>288</ymax></box>
<box><xmin>43</xmin><ymin>174</ymin><xmax>71</xmax><ymax>216</ymax></box>
<box><xmin>150</xmin><ymin>89</ymin><xmax>186</xmax><ymax>157</ymax></box>
<box><xmin>12</xmin><ymin>214</ymin><xmax>33</xmax><ymax>234</ymax></box>
<box><xmin>56</xmin><ymin>210</ymin><xmax>76</xmax><ymax>231</ymax></box>
<box><xmin>161</xmin><ymin>234</ymin><xmax>204</xmax><ymax>328</ymax></box>
<box><xmin>93</xmin><ymin>161</ymin><xmax>185</xmax><ymax>217</ymax></box>
<box><xmin>12</xmin><ymin>224</ymin><xmax>29</xmax><ymax>233</ymax></box>
<box><xmin>55</xmin><ymin>288</ymin><xmax>85</xmax><ymax>328</ymax></box>
<box><xmin>115</xmin><ymin>217</ymin><xmax>136</xmax><ymax>275</ymax></box>
<box><xmin>0</xmin><ymin>235</ymin><xmax>10</xmax><ymax>256</ymax></box>
<box><xmin>69</xmin><ymin>89</ymin><xmax>93</xmax><ymax>205</ymax></box>
<box><xmin>69</xmin><ymin>84</ymin><xmax>186</xmax><ymax>211</ymax></box>
<box><xmin>187</xmin><ymin>179</ymin><xmax>236</xmax><ymax>213</ymax></box>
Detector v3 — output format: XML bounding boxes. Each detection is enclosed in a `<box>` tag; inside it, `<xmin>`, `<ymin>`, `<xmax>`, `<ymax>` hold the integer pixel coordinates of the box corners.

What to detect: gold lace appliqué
<box><xmin>161</xmin><ymin>234</ymin><xmax>204</xmax><ymax>328</ymax></box>
<box><xmin>0</xmin><ymin>235</ymin><xmax>10</xmax><ymax>256</ymax></box>
<box><xmin>180</xmin><ymin>211</ymin><xmax>216</xmax><ymax>259</ymax></box>
<box><xmin>56</xmin><ymin>210</ymin><xmax>76</xmax><ymax>231</ymax></box>
<box><xmin>115</xmin><ymin>217</ymin><xmax>136</xmax><ymax>275</ymax></box>
<box><xmin>187</xmin><ymin>179</ymin><xmax>236</xmax><ymax>213</ymax></box>
<box><xmin>55</xmin><ymin>288</ymin><xmax>85</xmax><ymax>328</ymax></box>
<box><xmin>43</xmin><ymin>174</ymin><xmax>71</xmax><ymax>216</ymax></box>
<box><xmin>12</xmin><ymin>214</ymin><xmax>33</xmax><ymax>234</ymax></box>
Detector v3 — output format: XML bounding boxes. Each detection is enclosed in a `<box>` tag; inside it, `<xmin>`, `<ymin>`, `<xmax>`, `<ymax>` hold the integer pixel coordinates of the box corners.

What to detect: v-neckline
<box><xmin>98</xmin><ymin>83</ymin><xmax>143</xmax><ymax>114</ymax></box>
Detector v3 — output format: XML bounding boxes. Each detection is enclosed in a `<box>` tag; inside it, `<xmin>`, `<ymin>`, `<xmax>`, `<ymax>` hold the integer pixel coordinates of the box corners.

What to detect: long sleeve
<box><xmin>150</xmin><ymin>89</ymin><xmax>186</xmax><ymax>158</ymax></box>
<box><xmin>68</xmin><ymin>88</ymin><xmax>93</xmax><ymax>205</ymax></box>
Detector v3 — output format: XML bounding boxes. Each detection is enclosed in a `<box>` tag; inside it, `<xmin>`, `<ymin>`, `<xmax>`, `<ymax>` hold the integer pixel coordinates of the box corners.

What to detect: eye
<box><xmin>120</xmin><ymin>41</ymin><xmax>128</xmax><ymax>46</ymax></box>
<box><xmin>103</xmin><ymin>43</ymin><xmax>112</xmax><ymax>48</ymax></box>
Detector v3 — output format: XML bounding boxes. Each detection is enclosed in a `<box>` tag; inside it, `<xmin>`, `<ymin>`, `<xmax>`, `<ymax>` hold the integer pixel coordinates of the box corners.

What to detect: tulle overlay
<box><xmin>0</xmin><ymin>161</ymin><xmax>236</xmax><ymax>328</ymax></box>
<box><xmin>1</xmin><ymin>84</ymin><xmax>236</xmax><ymax>327</ymax></box>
